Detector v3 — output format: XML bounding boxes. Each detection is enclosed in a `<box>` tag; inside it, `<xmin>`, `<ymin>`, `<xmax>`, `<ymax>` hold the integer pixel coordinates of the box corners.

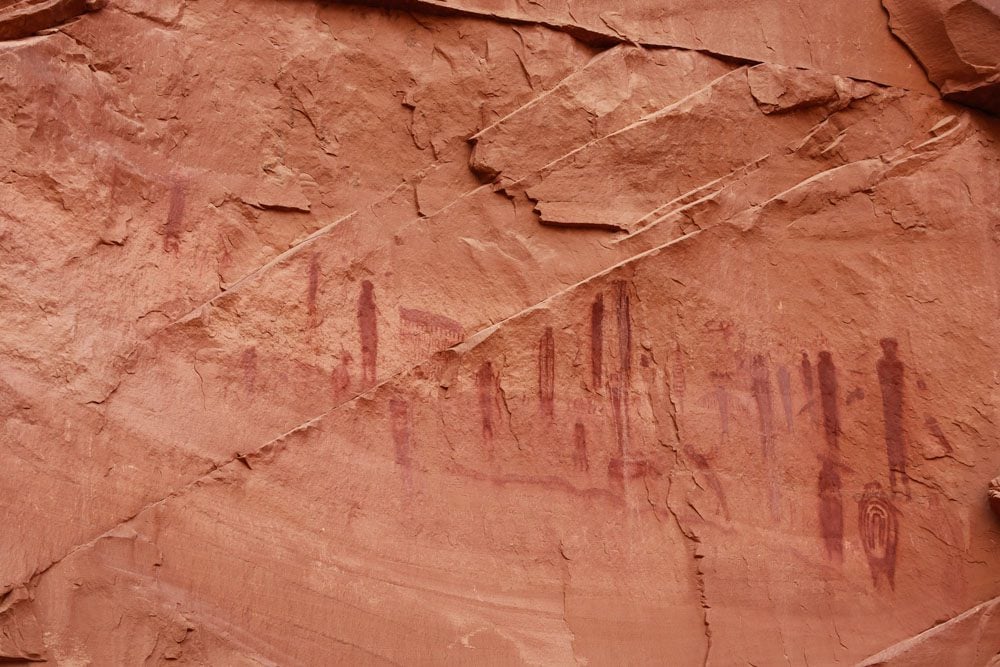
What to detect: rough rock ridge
<box><xmin>0</xmin><ymin>0</ymin><xmax>998</xmax><ymax>664</ymax></box>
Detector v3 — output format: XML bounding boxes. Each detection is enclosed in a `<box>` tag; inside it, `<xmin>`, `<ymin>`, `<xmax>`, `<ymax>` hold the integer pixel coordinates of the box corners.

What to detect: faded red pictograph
<box><xmin>607</xmin><ymin>457</ymin><xmax>661</xmax><ymax>482</ymax></box>
<box><xmin>601</xmin><ymin>280</ymin><xmax>633</xmax><ymax>471</ymax></box>
<box><xmin>858</xmin><ymin>481</ymin><xmax>899</xmax><ymax>589</ymax></box>
<box><xmin>715</xmin><ymin>385</ymin><xmax>731</xmax><ymax>437</ymax></box>
<box><xmin>476</xmin><ymin>361</ymin><xmax>497</xmax><ymax>454</ymax></box>
<box><xmin>163</xmin><ymin>180</ymin><xmax>186</xmax><ymax>253</ymax></box>
<box><xmin>573</xmin><ymin>422</ymin><xmax>589</xmax><ymax>471</ymax></box>
<box><xmin>241</xmin><ymin>346</ymin><xmax>257</xmax><ymax>394</ymax></box>
<box><xmin>691</xmin><ymin>373</ymin><xmax>735</xmax><ymax>520</ymax></box>
<box><xmin>703</xmin><ymin>372</ymin><xmax>736</xmax><ymax>440</ymax></box>
<box><xmin>751</xmin><ymin>356</ymin><xmax>776</xmax><ymax>458</ymax></box>
<box><xmin>800</xmin><ymin>352</ymin><xmax>816</xmax><ymax>420</ymax></box>
<box><xmin>777</xmin><ymin>364</ymin><xmax>794</xmax><ymax>432</ymax></box>
<box><xmin>538</xmin><ymin>326</ymin><xmax>555</xmax><ymax>417</ymax></box>
<box><xmin>609</xmin><ymin>376</ymin><xmax>627</xmax><ymax>461</ymax></box>
<box><xmin>389</xmin><ymin>398</ymin><xmax>413</xmax><ymax>485</ymax></box>
<box><xmin>358</xmin><ymin>280</ymin><xmax>378</xmax><ymax>389</ymax></box>
<box><xmin>924</xmin><ymin>415</ymin><xmax>953</xmax><ymax>454</ymax></box>
<box><xmin>845</xmin><ymin>387</ymin><xmax>865</xmax><ymax>405</ymax></box>
<box><xmin>877</xmin><ymin>338</ymin><xmax>909</xmax><ymax>495</ymax></box>
<box><xmin>817</xmin><ymin>351</ymin><xmax>844</xmax><ymax>562</ymax></box>
<box><xmin>330</xmin><ymin>351</ymin><xmax>353</xmax><ymax>397</ymax></box>
<box><xmin>614</xmin><ymin>280</ymin><xmax>632</xmax><ymax>383</ymax></box>
<box><xmin>399</xmin><ymin>307</ymin><xmax>463</xmax><ymax>353</ymax></box>
<box><xmin>671</xmin><ymin>342</ymin><xmax>686</xmax><ymax>413</ymax></box>
<box><xmin>751</xmin><ymin>355</ymin><xmax>780</xmax><ymax>520</ymax></box>
<box><xmin>684</xmin><ymin>444</ymin><xmax>731</xmax><ymax>520</ymax></box>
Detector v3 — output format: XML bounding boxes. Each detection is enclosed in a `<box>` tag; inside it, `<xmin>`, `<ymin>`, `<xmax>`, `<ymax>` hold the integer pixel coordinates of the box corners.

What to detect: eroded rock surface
<box><xmin>0</xmin><ymin>0</ymin><xmax>104</xmax><ymax>41</ymax></box>
<box><xmin>883</xmin><ymin>0</ymin><xmax>1000</xmax><ymax>113</ymax></box>
<box><xmin>0</xmin><ymin>0</ymin><xmax>999</xmax><ymax>664</ymax></box>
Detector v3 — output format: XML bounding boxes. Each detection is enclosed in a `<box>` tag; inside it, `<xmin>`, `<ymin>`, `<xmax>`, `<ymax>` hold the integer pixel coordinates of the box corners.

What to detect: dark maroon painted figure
<box><xmin>858</xmin><ymin>481</ymin><xmax>899</xmax><ymax>589</ymax></box>
<box><xmin>817</xmin><ymin>459</ymin><xmax>843</xmax><ymax>561</ymax></box>
<box><xmin>877</xmin><ymin>338</ymin><xmax>909</xmax><ymax>494</ymax></box>
<box><xmin>163</xmin><ymin>181</ymin><xmax>185</xmax><ymax>253</ymax></box>
<box><xmin>818</xmin><ymin>352</ymin><xmax>840</xmax><ymax>447</ymax></box>
<box><xmin>538</xmin><ymin>326</ymin><xmax>555</xmax><ymax>416</ymax></box>
<box><xmin>800</xmin><ymin>352</ymin><xmax>816</xmax><ymax>419</ymax></box>
<box><xmin>777</xmin><ymin>365</ymin><xmax>794</xmax><ymax>432</ymax></box>
<box><xmin>610</xmin><ymin>281</ymin><xmax>632</xmax><ymax>467</ymax></box>
<box><xmin>477</xmin><ymin>361</ymin><xmax>496</xmax><ymax>450</ymax></box>
<box><xmin>358</xmin><ymin>280</ymin><xmax>378</xmax><ymax>389</ymax></box>
<box><xmin>307</xmin><ymin>254</ymin><xmax>321</xmax><ymax>327</ymax></box>
<box><xmin>573</xmin><ymin>422</ymin><xmax>589</xmax><ymax>471</ymax></box>
<box><xmin>817</xmin><ymin>351</ymin><xmax>844</xmax><ymax>561</ymax></box>
<box><xmin>590</xmin><ymin>294</ymin><xmax>604</xmax><ymax>391</ymax></box>
<box><xmin>614</xmin><ymin>281</ymin><xmax>631</xmax><ymax>382</ymax></box>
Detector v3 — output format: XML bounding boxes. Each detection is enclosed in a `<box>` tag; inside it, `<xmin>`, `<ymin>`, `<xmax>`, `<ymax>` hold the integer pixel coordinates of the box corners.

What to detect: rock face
<box><xmin>883</xmin><ymin>0</ymin><xmax>1000</xmax><ymax>113</ymax></box>
<box><xmin>0</xmin><ymin>1</ymin><xmax>998</xmax><ymax>665</ymax></box>
<box><xmin>0</xmin><ymin>0</ymin><xmax>104</xmax><ymax>41</ymax></box>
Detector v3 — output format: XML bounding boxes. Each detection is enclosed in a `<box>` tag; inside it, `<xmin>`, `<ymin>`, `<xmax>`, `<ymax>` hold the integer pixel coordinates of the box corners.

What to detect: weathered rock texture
<box><xmin>883</xmin><ymin>0</ymin><xmax>1000</xmax><ymax>113</ymax></box>
<box><xmin>0</xmin><ymin>0</ymin><xmax>998</xmax><ymax>664</ymax></box>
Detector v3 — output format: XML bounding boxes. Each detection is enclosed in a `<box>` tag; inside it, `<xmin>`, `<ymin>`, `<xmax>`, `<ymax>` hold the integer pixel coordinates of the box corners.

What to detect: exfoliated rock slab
<box><xmin>858</xmin><ymin>594</ymin><xmax>1000</xmax><ymax>665</ymax></box>
<box><xmin>0</xmin><ymin>0</ymin><xmax>104</xmax><ymax>41</ymax></box>
<box><xmin>23</xmin><ymin>526</ymin><xmax>274</xmax><ymax>665</ymax></box>
<box><xmin>883</xmin><ymin>0</ymin><xmax>1000</xmax><ymax>114</ymax></box>
<box><xmin>342</xmin><ymin>0</ymin><xmax>935</xmax><ymax>91</ymax></box>
<box><xmin>510</xmin><ymin>64</ymin><xmax>874</xmax><ymax>233</ymax></box>
<box><xmin>0</xmin><ymin>586</ymin><xmax>46</xmax><ymax>662</ymax></box>
<box><xmin>609</xmin><ymin>92</ymin><xmax>970</xmax><ymax>254</ymax></box>
<box><xmin>470</xmin><ymin>44</ymin><xmax>736</xmax><ymax>186</ymax></box>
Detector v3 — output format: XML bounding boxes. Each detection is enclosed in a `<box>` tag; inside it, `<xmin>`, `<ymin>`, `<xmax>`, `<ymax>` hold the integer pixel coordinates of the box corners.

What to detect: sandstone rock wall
<box><xmin>0</xmin><ymin>0</ymin><xmax>998</xmax><ymax>664</ymax></box>
<box><xmin>883</xmin><ymin>0</ymin><xmax>1000</xmax><ymax>113</ymax></box>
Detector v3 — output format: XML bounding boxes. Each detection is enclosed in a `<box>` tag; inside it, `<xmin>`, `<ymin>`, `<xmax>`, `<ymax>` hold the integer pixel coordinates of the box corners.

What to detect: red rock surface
<box><xmin>883</xmin><ymin>0</ymin><xmax>1000</xmax><ymax>113</ymax></box>
<box><xmin>0</xmin><ymin>0</ymin><xmax>998</xmax><ymax>664</ymax></box>
<box><xmin>0</xmin><ymin>0</ymin><xmax>103</xmax><ymax>41</ymax></box>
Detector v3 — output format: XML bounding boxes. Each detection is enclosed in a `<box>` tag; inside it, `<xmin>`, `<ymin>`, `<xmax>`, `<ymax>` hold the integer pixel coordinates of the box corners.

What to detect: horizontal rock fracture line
<box><xmin>332</xmin><ymin>0</ymin><xmax>929</xmax><ymax>92</ymax></box>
